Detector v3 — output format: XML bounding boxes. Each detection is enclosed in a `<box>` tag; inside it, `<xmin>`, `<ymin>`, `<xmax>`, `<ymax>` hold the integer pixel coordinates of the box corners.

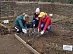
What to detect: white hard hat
<box><xmin>35</xmin><ymin>8</ymin><xmax>40</xmax><ymax>13</ymax></box>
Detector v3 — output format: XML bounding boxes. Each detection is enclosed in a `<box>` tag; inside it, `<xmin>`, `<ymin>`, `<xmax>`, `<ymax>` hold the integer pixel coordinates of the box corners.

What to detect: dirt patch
<box><xmin>55</xmin><ymin>18</ymin><xmax>73</xmax><ymax>31</ymax></box>
<box><xmin>0</xmin><ymin>14</ymin><xmax>73</xmax><ymax>54</ymax></box>
<box><xmin>0</xmin><ymin>25</ymin><xmax>9</xmax><ymax>35</ymax></box>
<box><xmin>17</xmin><ymin>22</ymin><xmax>73</xmax><ymax>54</ymax></box>
<box><xmin>0</xmin><ymin>34</ymin><xmax>33</xmax><ymax>54</ymax></box>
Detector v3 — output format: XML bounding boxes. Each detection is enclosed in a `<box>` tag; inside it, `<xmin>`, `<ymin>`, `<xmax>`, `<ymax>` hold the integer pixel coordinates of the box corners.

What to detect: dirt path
<box><xmin>0</xmin><ymin>34</ymin><xmax>33</xmax><ymax>54</ymax></box>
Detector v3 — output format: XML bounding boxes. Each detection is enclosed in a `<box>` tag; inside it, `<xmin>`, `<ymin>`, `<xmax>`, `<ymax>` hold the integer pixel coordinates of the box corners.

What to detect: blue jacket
<box><xmin>14</xmin><ymin>15</ymin><xmax>27</xmax><ymax>29</ymax></box>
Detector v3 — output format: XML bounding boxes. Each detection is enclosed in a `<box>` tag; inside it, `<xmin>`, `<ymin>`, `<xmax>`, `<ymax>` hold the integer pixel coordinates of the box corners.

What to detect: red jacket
<box><xmin>38</xmin><ymin>15</ymin><xmax>51</xmax><ymax>31</ymax></box>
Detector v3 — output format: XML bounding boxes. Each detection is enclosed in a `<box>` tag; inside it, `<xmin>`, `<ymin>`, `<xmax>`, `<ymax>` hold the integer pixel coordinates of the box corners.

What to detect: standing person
<box><xmin>31</xmin><ymin>8</ymin><xmax>40</xmax><ymax>28</ymax></box>
<box><xmin>38</xmin><ymin>12</ymin><xmax>51</xmax><ymax>35</ymax></box>
<box><xmin>14</xmin><ymin>13</ymin><xmax>29</xmax><ymax>33</ymax></box>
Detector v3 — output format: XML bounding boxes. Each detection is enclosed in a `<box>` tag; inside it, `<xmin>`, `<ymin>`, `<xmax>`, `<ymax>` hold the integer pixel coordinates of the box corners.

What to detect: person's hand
<box><xmin>36</xmin><ymin>17</ymin><xmax>39</xmax><ymax>20</ymax></box>
<box><xmin>33</xmin><ymin>24</ymin><xmax>35</xmax><ymax>27</ymax></box>
<box><xmin>22</xmin><ymin>29</ymin><xmax>27</xmax><ymax>34</ymax></box>
<box><xmin>40</xmin><ymin>30</ymin><xmax>44</xmax><ymax>35</ymax></box>
<box><xmin>38</xmin><ymin>28</ymin><xmax>40</xmax><ymax>32</ymax></box>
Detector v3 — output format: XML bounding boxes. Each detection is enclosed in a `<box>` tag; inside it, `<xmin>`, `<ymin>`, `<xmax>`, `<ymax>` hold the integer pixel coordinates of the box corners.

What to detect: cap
<box><xmin>35</xmin><ymin>8</ymin><xmax>40</xmax><ymax>13</ymax></box>
<box><xmin>38</xmin><ymin>12</ymin><xmax>45</xmax><ymax>17</ymax></box>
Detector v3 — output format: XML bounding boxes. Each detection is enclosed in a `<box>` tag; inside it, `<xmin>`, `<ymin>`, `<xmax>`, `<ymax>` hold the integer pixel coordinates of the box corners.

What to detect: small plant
<box><xmin>27</xmin><ymin>28</ymin><xmax>40</xmax><ymax>38</ymax></box>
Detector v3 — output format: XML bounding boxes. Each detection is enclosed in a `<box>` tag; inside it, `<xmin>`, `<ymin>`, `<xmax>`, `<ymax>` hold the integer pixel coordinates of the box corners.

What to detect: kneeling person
<box><xmin>14</xmin><ymin>13</ymin><xmax>29</xmax><ymax>33</ymax></box>
<box><xmin>38</xmin><ymin>12</ymin><xmax>51</xmax><ymax>35</ymax></box>
<box><xmin>31</xmin><ymin>8</ymin><xmax>40</xmax><ymax>28</ymax></box>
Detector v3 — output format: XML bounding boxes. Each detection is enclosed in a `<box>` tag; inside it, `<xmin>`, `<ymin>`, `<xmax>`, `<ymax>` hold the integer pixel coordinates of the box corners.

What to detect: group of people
<box><xmin>14</xmin><ymin>8</ymin><xmax>51</xmax><ymax>35</ymax></box>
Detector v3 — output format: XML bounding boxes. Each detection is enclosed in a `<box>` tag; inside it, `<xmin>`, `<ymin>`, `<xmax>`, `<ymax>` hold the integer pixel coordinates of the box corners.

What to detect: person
<box><xmin>31</xmin><ymin>8</ymin><xmax>40</xmax><ymax>28</ymax></box>
<box><xmin>14</xmin><ymin>13</ymin><xmax>29</xmax><ymax>33</ymax></box>
<box><xmin>38</xmin><ymin>12</ymin><xmax>51</xmax><ymax>35</ymax></box>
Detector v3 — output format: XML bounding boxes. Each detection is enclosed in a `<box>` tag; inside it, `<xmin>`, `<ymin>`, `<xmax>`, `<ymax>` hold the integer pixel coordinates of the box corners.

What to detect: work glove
<box><xmin>40</xmin><ymin>30</ymin><xmax>45</xmax><ymax>35</ymax></box>
<box><xmin>22</xmin><ymin>29</ymin><xmax>27</xmax><ymax>34</ymax></box>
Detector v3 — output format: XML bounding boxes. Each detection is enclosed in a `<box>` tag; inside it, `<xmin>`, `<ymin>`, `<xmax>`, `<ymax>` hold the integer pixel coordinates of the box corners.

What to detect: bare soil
<box><xmin>17</xmin><ymin>22</ymin><xmax>73</xmax><ymax>54</ymax></box>
<box><xmin>0</xmin><ymin>34</ymin><xmax>33</xmax><ymax>54</ymax></box>
<box><xmin>0</xmin><ymin>14</ymin><xmax>73</xmax><ymax>54</ymax></box>
<box><xmin>17</xmin><ymin>15</ymin><xmax>73</xmax><ymax>54</ymax></box>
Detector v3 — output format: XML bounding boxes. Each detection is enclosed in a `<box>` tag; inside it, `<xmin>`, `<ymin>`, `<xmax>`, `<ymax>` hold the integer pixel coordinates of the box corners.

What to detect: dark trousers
<box><xmin>14</xmin><ymin>23</ymin><xmax>32</xmax><ymax>33</ymax></box>
<box><xmin>31</xmin><ymin>20</ymin><xmax>39</xmax><ymax>28</ymax></box>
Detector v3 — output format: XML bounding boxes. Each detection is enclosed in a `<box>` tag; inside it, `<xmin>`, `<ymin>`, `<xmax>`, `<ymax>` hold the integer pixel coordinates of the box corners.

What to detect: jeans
<box><xmin>40</xmin><ymin>23</ymin><xmax>51</xmax><ymax>31</ymax></box>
